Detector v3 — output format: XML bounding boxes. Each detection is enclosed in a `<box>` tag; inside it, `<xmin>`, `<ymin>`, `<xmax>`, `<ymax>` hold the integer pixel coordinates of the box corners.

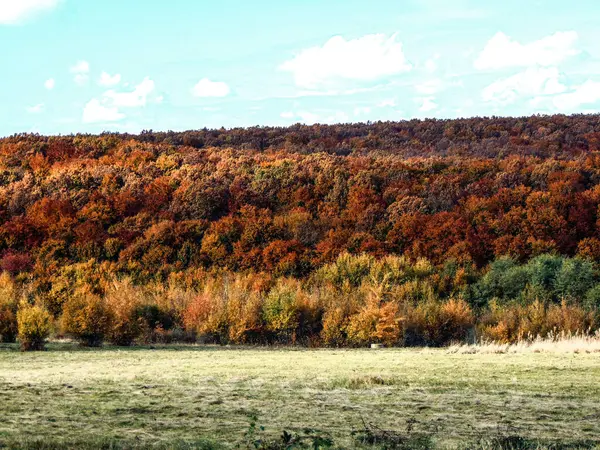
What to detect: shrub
<box><xmin>440</xmin><ymin>298</ymin><xmax>475</xmax><ymax>342</ymax></box>
<box><xmin>316</xmin><ymin>253</ymin><xmax>374</xmax><ymax>289</ymax></box>
<box><xmin>478</xmin><ymin>300</ymin><xmax>522</xmax><ymax>343</ymax></box>
<box><xmin>526</xmin><ymin>253</ymin><xmax>564</xmax><ymax>296</ymax></box>
<box><xmin>346</xmin><ymin>299</ymin><xmax>402</xmax><ymax>347</ymax></box>
<box><xmin>104</xmin><ymin>280</ymin><xmax>144</xmax><ymax>346</ymax></box>
<box><xmin>516</xmin><ymin>299</ymin><xmax>549</xmax><ymax>338</ymax></box>
<box><xmin>392</xmin><ymin>279</ymin><xmax>436</xmax><ymax>304</ymax></box>
<box><xmin>321</xmin><ymin>307</ymin><xmax>349</xmax><ymax>347</ymax></box>
<box><xmin>225</xmin><ymin>280</ymin><xmax>264</xmax><ymax>344</ymax></box>
<box><xmin>0</xmin><ymin>306</ymin><xmax>17</xmax><ymax>343</ymax></box>
<box><xmin>182</xmin><ymin>279</ymin><xmax>228</xmax><ymax>343</ymax></box>
<box><xmin>134</xmin><ymin>304</ymin><xmax>175</xmax><ymax>343</ymax></box>
<box><xmin>0</xmin><ymin>272</ymin><xmax>18</xmax><ymax>343</ymax></box>
<box><xmin>470</xmin><ymin>257</ymin><xmax>528</xmax><ymax>307</ymax></box>
<box><xmin>316</xmin><ymin>253</ymin><xmax>434</xmax><ymax>293</ymax></box>
<box><xmin>17</xmin><ymin>302</ymin><xmax>52</xmax><ymax>351</ymax></box>
<box><xmin>262</xmin><ymin>280</ymin><xmax>301</xmax><ymax>344</ymax></box>
<box><xmin>545</xmin><ymin>301</ymin><xmax>594</xmax><ymax>335</ymax></box>
<box><xmin>294</xmin><ymin>290</ymin><xmax>324</xmax><ymax>346</ymax></box>
<box><xmin>554</xmin><ymin>258</ymin><xmax>595</xmax><ymax>301</ymax></box>
<box><xmin>584</xmin><ymin>285</ymin><xmax>600</xmax><ymax>310</ymax></box>
<box><xmin>478</xmin><ymin>300</ymin><xmax>595</xmax><ymax>343</ymax></box>
<box><xmin>61</xmin><ymin>291</ymin><xmax>112</xmax><ymax>347</ymax></box>
<box><xmin>404</xmin><ymin>298</ymin><xmax>474</xmax><ymax>347</ymax></box>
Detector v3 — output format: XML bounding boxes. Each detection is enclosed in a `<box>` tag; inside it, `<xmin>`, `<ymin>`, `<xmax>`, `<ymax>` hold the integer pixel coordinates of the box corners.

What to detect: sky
<box><xmin>1</xmin><ymin>0</ymin><xmax>600</xmax><ymax>136</ymax></box>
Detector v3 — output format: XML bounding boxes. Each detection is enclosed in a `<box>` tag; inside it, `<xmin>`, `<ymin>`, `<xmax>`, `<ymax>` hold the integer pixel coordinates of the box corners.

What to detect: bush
<box><xmin>0</xmin><ymin>272</ymin><xmax>18</xmax><ymax>343</ymax></box>
<box><xmin>17</xmin><ymin>302</ymin><xmax>52</xmax><ymax>351</ymax></box>
<box><xmin>225</xmin><ymin>279</ymin><xmax>264</xmax><ymax>344</ymax></box>
<box><xmin>346</xmin><ymin>299</ymin><xmax>401</xmax><ymax>347</ymax></box>
<box><xmin>151</xmin><ymin>281</ymin><xmax>199</xmax><ymax>328</ymax></box>
<box><xmin>262</xmin><ymin>280</ymin><xmax>300</xmax><ymax>344</ymax></box>
<box><xmin>584</xmin><ymin>285</ymin><xmax>600</xmax><ymax>310</ymax></box>
<box><xmin>294</xmin><ymin>290</ymin><xmax>324</xmax><ymax>346</ymax></box>
<box><xmin>404</xmin><ymin>298</ymin><xmax>474</xmax><ymax>347</ymax></box>
<box><xmin>134</xmin><ymin>304</ymin><xmax>175</xmax><ymax>343</ymax></box>
<box><xmin>526</xmin><ymin>253</ymin><xmax>564</xmax><ymax>298</ymax></box>
<box><xmin>316</xmin><ymin>253</ymin><xmax>434</xmax><ymax>293</ymax></box>
<box><xmin>554</xmin><ymin>258</ymin><xmax>595</xmax><ymax>301</ymax></box>
<box><xmin>104</xmin><ymin>280</ymin><xmax>144</xmax><ymax>346</ymax></box>
<box><xmin>0</xmin><ymin>306</ymin><xmax>17</xmax><ymax>343</ymax></box>
<box><xmin>478</xmin><ymin>300</ymin><xmax>522</xmax><ymax>343</ymax></box>
<box><xmin>470</xmin><ymin>257</ymin><xmax>528</xmax><ymax>307</ymax></box>
<box><xmin>545</xmin><ymin>301</ymin><xmax>594</xmax><ymax>335</ymax></box>
<box><xmin>316</xmin><ymin>253</ymin><xmax>374</xmax><ymax>289</ymax></box>
<box><xmin>182</xmin><ymin>280</ymin><xmax>228</xmax><ymax>343</ymax></box>
<box><xmin>478</xmin><ymin>300</ymin><xmax>595</xmax><ymax>343</ymax></box>
<box><xmin>321</xmin><ymin>307</ymin><xmax>349</xmax><ymax>347</ymax></box>
<box><xmin>61</xmin><ymin>291</ymin><xmax>111</xmax><ymax>347</ymax></box>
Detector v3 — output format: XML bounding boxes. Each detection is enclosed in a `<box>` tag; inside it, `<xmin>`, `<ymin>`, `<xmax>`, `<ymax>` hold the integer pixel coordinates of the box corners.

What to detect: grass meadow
<box><xmin>1</xmin><ymin>343</ymin><xmax>600</xmax><ymax>449</ymax></box>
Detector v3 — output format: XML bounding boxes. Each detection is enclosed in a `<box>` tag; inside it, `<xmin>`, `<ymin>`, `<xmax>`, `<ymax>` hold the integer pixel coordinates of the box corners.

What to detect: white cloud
<box><xmin>552</xmin><ymin>80</ymin><xmax>600</xmax><ymax>111</ymax></box>
<box><xmin>0</xmin><ymin>0</ymin><xmax>60</xmax><ymax>24</ymax></box>
<box><xmin>82</xmin><ymin>99</ymin><xmax>125</xmax><ymax>124</ymax></box>
<box><xmin>281</xmin><ymin>110</ymin><xmax>350</xmax><ymax>125</ymax></box>
<box><xmin>71</xmin><ymin>60</ymin><xmax>89</xmax><ymax>73</ymax></box>
<box><xmin>104</xmin><ymin>77</ymin><xmax>155</xmax><ymax>107</ymax></box>
<box><xmin>419</xmin><ymin>97</ymin><xmax>438</xmax><ymax>112</ymax></box>
<box><xmin>475</xmin><ymin>31</ymin><xmax>579</xmax><ymax>70</ymax></box>
<box><xmin>73</xmin><ymin>74</ymin><xmax>88</xmax><ymax>85</ymax></box>
<box><xmin>424</xmin><ymin>54</ymin><xmax>440</xmax><ymax>73</ymax></box>
<box><xmin>354</xmin><ymin>106</ymin><xmax>372</xmax><ymax>116</ymax></box>
<box><xmin>26</xmin><ymin>103</ymin><xmax>44</xmax><ymax>114</ymax></box>
<box><xmin>296</xmin><ymin>111</ymin><xmax>320</xmax><ymax>124</ymax></box>
<box><xmin>416</xmin><ymin>79</ymin><xmax>443</xmax><ymax>95</ymax></box>
<box><xmin>378</xmin><ymin>99</ymin><xmax>396</xmax><ymax>108</ymax></box>
<box><xmin>280</xmin><ymin>33</ymin><xmax>412</xmax><ymax>89</ymax></box>
<box><xmin>82</xmin><ymin>77</ymin><xmax>157</xmax><ymax>124</ymax></box>
<box><xmin>99</xmin><ymin>71</ymin><xmax>121</xmax><ymax>87</ymax></box>
<box><xmin>191</xmin><ymin>78</ymin><xmax>230</xmax><ymax>97</ymax></box>
<box><xmin>323</xmin><ymin>111</ymin><xmax>350</xmax><ymax>124</ymax></box>
<box><xmin>44</xmin><ymin>78</ymin><xmax>55</xmax><ymax>90</ymax></box>
<box><xmin>70</xmin><ymin>60</ymin><xmax>90</xmax><ymax>85</ymax></box>
<box><xmin>482</xmin><ymin>67</ymin><xmax>566</xmax><ymax>104</ymax></box>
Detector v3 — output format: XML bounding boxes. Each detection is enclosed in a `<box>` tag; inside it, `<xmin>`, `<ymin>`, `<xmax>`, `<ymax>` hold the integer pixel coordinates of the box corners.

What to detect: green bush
<box><xmin>17</xmin><ymin>302</ymin><xmax>52</xmax><ymax>351</ymax></box>
<box><xmin>554</xmin><ymin>258</ymin><xmax>595</xmax><ymax>301</ymax></box>
<box><xmin>526</xmin><ymin>254</ymin><xmax>564</xmax><ymax>295</ymax></box>
<box><xmin>134</xmin><ymin>304</ymin><xmax>175</xmax><ymax>342</ymax></box>
<box><xmin>470</xmin><ymin>257</ymin><xmax>529</xmax><ymax>307</ymax></box>
<box><xmin>584</xmin><ymin>285</ymin><xmax>600</xmax><ymax>310</ymax></box>
<box><xmin>262</xmin><ymin>281</ymin><xmax>300</xmax><ymax>343</ymax></box>
<box><xmin>61</xmin><ymin>292</ymin><xmax>111</xmax><ymax>347</ymax></box>
<box><xmin>471</xmin><ymin>255</ymin><xmax>598</xmax><ymax>308</ymax></box>
<box><xmin>316</xmin><ymin>253</ymin><xmax>374</xmax><ymax>289</ymax></box>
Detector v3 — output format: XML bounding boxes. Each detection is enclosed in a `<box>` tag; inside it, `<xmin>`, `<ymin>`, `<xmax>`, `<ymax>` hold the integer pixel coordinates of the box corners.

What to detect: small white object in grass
<box><xmin>370</xmin><ymin>343</ymin><xmax>383</xmax><ymax>349</ymax></box>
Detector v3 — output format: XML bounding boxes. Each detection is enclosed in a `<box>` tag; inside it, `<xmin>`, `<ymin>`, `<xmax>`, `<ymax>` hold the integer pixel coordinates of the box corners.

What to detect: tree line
<box><xmin>2</xmin><ymin>115</ymin><xmax>600</xmax><ymax>349</ymax></box>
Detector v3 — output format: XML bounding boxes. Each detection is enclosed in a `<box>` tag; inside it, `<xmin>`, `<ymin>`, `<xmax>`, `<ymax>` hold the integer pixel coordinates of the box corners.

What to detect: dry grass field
<box><xmin>1</xmin><ymin>343</ymin><xmax>600</xmax><ymax>449</ymax></box>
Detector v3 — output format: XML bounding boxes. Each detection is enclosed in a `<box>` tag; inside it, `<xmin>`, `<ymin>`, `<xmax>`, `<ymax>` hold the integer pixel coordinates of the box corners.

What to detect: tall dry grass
<box><xmin>448</xmin><ymin>331</ymin><xmax>600</xmax><ymax>354</ymax></box>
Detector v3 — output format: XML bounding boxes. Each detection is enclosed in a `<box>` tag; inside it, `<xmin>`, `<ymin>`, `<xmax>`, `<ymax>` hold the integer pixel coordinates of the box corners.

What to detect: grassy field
<box><xmin>1</xmin><ymin>344</ymin><xmax>599</xmax><ymax>449</ymax></box>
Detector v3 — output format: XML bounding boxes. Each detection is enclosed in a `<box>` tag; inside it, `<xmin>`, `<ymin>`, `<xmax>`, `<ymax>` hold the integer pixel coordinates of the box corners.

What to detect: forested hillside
<box><xmin>2</xmin><ymin>115</ymin><xmax>600</xmax><ymax>348</ymax></box>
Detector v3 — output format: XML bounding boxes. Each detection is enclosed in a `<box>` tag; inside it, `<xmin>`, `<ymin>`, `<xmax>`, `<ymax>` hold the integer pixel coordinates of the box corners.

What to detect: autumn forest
<box><xmin>3</xmin><ymin>114</ymin><xmax>600</xmax><ymax>349</ymax></box>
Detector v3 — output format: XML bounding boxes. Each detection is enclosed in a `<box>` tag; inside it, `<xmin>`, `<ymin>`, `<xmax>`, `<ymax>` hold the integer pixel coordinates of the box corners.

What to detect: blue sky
<box><xmin>1</xmin><ymin>0</ymin><xmax>600</xmax><ymax>136</ymax></box>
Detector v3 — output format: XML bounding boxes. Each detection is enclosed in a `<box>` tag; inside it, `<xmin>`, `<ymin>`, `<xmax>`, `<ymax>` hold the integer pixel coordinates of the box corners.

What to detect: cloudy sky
<box><xmin>1</xmin><ymin>0</ymin><xmax>599</xmax><ymax>136</ymax></box>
